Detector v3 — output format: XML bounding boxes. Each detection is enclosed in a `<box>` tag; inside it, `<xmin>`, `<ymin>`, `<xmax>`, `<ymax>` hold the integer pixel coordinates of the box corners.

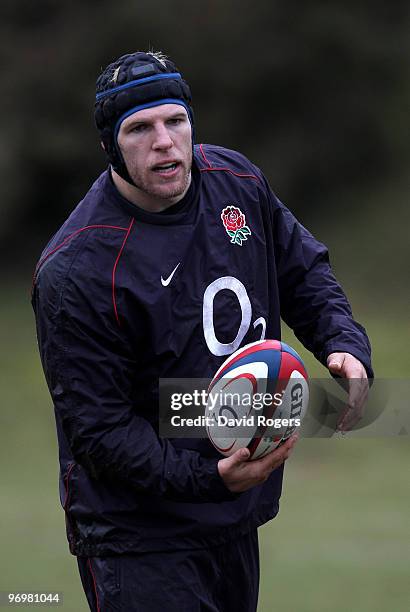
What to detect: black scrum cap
<box><xmin>95</xmin><ymin>51</ymin><xmax>194</xmax><ymax>185</ymax></box>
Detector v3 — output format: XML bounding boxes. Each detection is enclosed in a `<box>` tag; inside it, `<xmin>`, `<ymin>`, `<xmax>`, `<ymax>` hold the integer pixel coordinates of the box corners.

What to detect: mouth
<box><xmin>152</xmin><ymin>161</ymin><xmax>180</xmax><ymax>175</ymax></box>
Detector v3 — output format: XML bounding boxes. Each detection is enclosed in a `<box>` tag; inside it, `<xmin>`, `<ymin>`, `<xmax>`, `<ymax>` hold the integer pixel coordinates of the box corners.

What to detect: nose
<box><xmin>152</xmin><ymin>123</ymin><xmax>173</xmax><ymax>150</ymax></box>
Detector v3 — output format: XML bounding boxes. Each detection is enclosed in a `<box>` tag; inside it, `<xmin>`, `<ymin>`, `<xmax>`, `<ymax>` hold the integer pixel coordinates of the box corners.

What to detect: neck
<box><xmin>111</xmin><ymin>168</ymin><xmax>191</xmax><ymax>213</ymax></box>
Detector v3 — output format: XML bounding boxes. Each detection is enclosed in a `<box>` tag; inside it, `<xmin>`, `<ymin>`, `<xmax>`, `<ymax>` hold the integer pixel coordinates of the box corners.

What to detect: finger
<box><xmin>338</xmin><ymin>409</ymin><xmax>362</xmax><ymax>432</ymax></box>
<box><xmin>283</xmin><ymin>434</ymin><xmax>299</xmax><ymax>454</ymax></box>
<box><xmin>274</xmin><ymin>434</ymin><xmax>299</xmax><ymax>456</ymax></box>
<box><xmin>268</xmin><ymin>435</ymin><xmax>298</xmax><ymax>468</ymax></box>
<box><xmin>327</xmin><ymin>353</ymin><xmax>346</xmax><ymax>374</ymax></box>
<box><xmin>282</xmin><ymin>433</ymin><xmax>299</xmax><ymax>450</ymax></box>
<box><xmin>344</xmin><ymin>383</ymin><xmax>368</xmax><ymax>426</ymax></box>
<box><xmin>246</xmin><ymin>435</ymin><xmax>299</xmax><ymax>485</ymax></box>
<box><xmin>337</xmin><ymin>402</ymin><xmax>363</xmax><ymax>430</ymax></box>
<box><xmin>336</xmin><ymin>405</ymin><xmax>350</xmax><ymax>430</ymax></box>
<box><xmin>233</xmin><ymin>447</ymin><xmax>250</xmax><ymax>463</ymax></box>
<box><xmin>285</xmin><ymin>433</ymin><xmax>299</xmax><ymax>445</ymax></box>
<box><xmin>332</xmin><ymin>353</ymin><xmax>367</xmax><ymax>380</ymax></box>
<box><xmin>252</xmin><ymin>434</ymin><xmax>298</xmax><ymax>471</ymax></box>
<box><xmin>282</xmin><ymin>435</ymin><xmax>299</xmax><ymax>459</ymax></box>
<box><xmin>220</xmin><ymin>447</ymin><xmax>250</xmax><ymax>472</ymax></box>
<box><xmin>337</xmin><ymin>377</ymin><xmax>369</xmax><ymax>430</ymax></box>
<box><xmin>347</xmin><ymin>377</ymin><xmax>368</xmax><ymax>410</ymax></box>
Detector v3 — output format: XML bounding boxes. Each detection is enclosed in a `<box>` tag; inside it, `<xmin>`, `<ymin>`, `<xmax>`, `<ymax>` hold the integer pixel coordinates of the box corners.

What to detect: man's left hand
<box><xmin>327</xmin><ymin>352</ymin><xmax>369</xmax><ymax>432</ymax></box>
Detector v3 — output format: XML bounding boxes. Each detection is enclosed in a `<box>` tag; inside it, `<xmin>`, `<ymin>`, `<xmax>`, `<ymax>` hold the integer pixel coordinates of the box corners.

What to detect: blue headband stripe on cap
<box><xmin>113</xmin><ymin>99</ymin><xmax>193</xmax><ymax>154</ymax></box>
<box><xmin>96</xmin><ymin>72</ymin><xmax>182</xmax><ymax>101</ymax></box>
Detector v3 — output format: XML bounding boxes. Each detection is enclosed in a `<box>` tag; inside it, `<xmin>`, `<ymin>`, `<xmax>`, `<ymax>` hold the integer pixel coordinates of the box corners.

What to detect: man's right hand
<box><xmin>218</xmin><ymin>434</ymin><xmax>299</xmax><ymax>493</ymax></box>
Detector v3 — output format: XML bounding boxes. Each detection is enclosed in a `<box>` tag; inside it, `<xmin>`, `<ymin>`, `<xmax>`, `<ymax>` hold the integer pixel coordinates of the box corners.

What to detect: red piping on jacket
<box><xmin>87</xmin><ymin>559</ymin><xmax>101</xmax><ymax>612</ymax></box>
<box><xmin>200</xmin><ymin>167</ymin><xmax>260</xmax><ymax>182</ymax></box>
<box><xmin>63</xmin><ymin>462</ymin><xmax>76</xmax><ymax>510</ymax></box>
<box><xmin>112</xmin><ymin>217</ymin><xmax>135</xmax><ymax>326</ymax></box>
<box><xmin>199</xmin><ymin>143</ymin><xmax>212</xmax><ymax>168</ymax></box>
<box><xmin>31</xmin><ymin>224</ymin><xmax>129</xmax><ymax>291</ymax></box>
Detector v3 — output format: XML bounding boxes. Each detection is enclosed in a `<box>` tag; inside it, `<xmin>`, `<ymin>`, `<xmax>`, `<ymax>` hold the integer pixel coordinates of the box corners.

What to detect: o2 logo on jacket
<box><xmin>203</xmin><ymin>276</ymin><xmax>266</xmax><ymax>356</ymax></box>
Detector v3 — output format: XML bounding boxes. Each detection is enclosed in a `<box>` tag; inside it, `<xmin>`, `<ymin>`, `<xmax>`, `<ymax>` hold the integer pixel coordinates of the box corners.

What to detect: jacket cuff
<box><xmin>199</xmin><ymin>457</ymin><xmax>242</xmax><ymax>502</ymax></box>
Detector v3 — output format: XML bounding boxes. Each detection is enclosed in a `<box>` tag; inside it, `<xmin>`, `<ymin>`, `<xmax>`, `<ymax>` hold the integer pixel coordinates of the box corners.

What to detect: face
<box><xmin>116</xmin><ymin>104</ymin><xmax>193</xmax><ymax>208</ymax></box>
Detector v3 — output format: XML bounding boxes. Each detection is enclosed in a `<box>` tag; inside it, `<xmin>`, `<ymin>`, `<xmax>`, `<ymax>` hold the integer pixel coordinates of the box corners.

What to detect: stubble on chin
<box><xmin>131</xmin><ymin>163</ymin><xmax>192</xmax><ymax>201</ymax></box>
<box><xmin>161</xmin><ymin>168</ymin><xmax>191</xmax><ymax>200</ymax></box>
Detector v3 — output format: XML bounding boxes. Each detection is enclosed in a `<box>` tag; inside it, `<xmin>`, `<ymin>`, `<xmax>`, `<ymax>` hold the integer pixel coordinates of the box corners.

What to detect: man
<box><xmin>32</xmin><ymin>51</ymin><xmax>372</xmax><ymax>611</ymax></box>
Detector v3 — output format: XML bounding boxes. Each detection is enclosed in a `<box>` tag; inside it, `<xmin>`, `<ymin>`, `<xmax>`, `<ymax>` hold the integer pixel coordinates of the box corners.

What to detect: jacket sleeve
<box><xmin>32</xmin><ymin>269</ymin><xmax>237</xmax><ymax>504</ymax></box>
<box><xmin>268</xmin><ymin>187</ymin><xmax>373</xmax><ymax>377</ymax></box>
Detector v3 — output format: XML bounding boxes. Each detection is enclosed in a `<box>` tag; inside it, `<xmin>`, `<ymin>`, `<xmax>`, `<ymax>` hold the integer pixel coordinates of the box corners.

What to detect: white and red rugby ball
<box><xmin>206</xmin><ymin>340</ymin><xmax>309</xmax><ymax>460</ymax></box>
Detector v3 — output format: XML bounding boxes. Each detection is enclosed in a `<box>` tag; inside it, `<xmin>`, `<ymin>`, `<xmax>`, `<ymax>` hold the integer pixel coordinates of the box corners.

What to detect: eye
<box><xmin>167</xmin><ymin>117</ymin><xmax>184</xmax><ymax>126</ymax></box>
<box><xmin>131</xmin><ymin>124</ymin><xmax>147</xmax><ymax>133</ymax></box>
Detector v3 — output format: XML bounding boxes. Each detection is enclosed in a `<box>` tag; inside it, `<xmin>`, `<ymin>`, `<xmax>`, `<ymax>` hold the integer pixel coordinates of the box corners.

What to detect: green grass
<box><xmin>1</xmin><ymin>285</ymin><xmax>409</xmax><ymax>611</ymax></box>
<box><xmin>259</xmin><ymin>438</ymin><xmax>410</xmax><ymax>612</ymax></box>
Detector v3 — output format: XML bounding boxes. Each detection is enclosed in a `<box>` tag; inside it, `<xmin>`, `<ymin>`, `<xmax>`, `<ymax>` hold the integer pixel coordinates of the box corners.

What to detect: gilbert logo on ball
<box><xmin>206</xmin><ymin>340</ymin><xmax>309</xmax><ymax>460</ymax></box>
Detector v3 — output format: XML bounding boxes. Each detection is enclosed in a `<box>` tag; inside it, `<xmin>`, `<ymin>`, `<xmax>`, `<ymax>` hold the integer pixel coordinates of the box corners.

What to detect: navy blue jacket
<box><xmin>32</xmin><ymin>144</ymin><xmax>372</xmax><ymax>556</ymax></box>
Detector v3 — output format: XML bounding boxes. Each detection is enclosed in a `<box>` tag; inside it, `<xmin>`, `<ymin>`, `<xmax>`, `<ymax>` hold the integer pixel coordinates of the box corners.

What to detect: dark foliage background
<box><xmin>0</xmin><ymin>0</ymin><xmax>409</xmax><ymax>278</ymax></box>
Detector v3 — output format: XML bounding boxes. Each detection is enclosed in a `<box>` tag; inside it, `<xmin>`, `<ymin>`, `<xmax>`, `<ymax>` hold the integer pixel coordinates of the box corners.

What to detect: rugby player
<box><xmin>32</xmin><ymin>50</ymin><xmax>372</xmax><ymax>611</ymax></box>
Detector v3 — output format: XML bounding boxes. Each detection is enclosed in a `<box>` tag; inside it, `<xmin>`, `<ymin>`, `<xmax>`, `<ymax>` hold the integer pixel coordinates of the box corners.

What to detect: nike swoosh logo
<box><xmin>161</xmin><ymin>262</ymin><xmax>180</xmax><ymax>287</ymax></box>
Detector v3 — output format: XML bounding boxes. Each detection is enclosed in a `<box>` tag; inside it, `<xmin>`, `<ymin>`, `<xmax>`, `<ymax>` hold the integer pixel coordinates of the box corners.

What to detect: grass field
<box><xmin>1</xmin><ymin>285</ymin><xmax>409</xmax><ymax>611</ymax></box>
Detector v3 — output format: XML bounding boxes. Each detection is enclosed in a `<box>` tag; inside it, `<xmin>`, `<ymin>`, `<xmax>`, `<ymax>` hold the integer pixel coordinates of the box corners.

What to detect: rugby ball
<box><xmin>206</xmin><ymin>340</ymin><xmax>309</xmax><ymax>459</ymax></box>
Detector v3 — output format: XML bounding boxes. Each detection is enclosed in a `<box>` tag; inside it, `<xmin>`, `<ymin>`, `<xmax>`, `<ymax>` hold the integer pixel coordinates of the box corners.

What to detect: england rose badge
<box><xmin>221</xmin><ymin>206</ymin><xmax>251</xmax><ymax>246</ymax></box>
